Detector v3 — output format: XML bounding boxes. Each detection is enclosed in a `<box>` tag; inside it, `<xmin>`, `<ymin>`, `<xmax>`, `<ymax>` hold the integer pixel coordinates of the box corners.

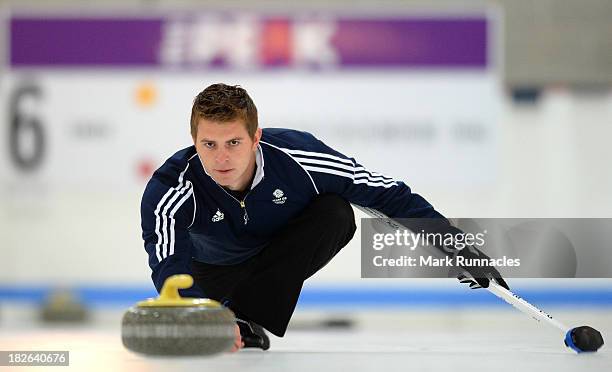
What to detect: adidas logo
<box><xmin>272</xmin><ymin>189</ymin><xmax>287</xmax><ymax>205</ymax></box>
<box><xmin>211</xmin><ymin>209</ymin><xmax>224</xmax><ymax>222</ymax></box>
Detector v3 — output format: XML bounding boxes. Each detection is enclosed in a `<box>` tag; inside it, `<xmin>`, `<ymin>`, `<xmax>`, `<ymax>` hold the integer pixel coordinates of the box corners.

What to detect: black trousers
<box><xmin>190</xmin><ymin>194</ymin><xmax>357</xmax><ymax>337</ymax></box>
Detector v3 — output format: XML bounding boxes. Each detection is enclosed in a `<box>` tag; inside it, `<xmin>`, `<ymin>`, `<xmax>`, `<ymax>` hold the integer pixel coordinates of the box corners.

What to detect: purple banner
<box><xmin>334</xmin><ymin>20</ymin><xmax>487</xmax><ymax>67</ymax></box>
<box><xmin>10</xmin><ymin>15</ymin><xmax>489</xmax><ymax>69</ymax></box>
<box><xmin>11</xmin><ymin>18</ymin><xmax>163</xmax><ymax>66</ymax></box>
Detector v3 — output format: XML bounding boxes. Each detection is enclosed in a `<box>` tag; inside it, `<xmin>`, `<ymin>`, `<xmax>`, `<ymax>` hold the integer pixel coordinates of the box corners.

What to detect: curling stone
<box><xmin>564</xmin><ymin>326</ymin><xmax>605</xmax><ymax>353</ymax></box>
<box><xmin>40</xmin><ymin>290</ymin><xmax>90</xmax><ymax>323</ymax></box>
<box><xmin>121</xmin><ymin>274</ymin><xmax>236</xmax><ymax>356</ymax></box>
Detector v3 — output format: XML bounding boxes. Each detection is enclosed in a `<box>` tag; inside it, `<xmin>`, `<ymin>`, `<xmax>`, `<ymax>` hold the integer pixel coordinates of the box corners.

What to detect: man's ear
<box><xmin>252</xmin><ymin>127</ymin><xmax>262</xmax><ymax>149</ymax></box>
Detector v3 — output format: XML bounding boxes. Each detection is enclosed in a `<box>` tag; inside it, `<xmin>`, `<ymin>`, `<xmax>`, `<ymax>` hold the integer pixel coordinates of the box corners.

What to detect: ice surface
<box><xmin>1</xmin><ymin>307</ymin><xmax>610</xmax><ymax>371</ymax></box>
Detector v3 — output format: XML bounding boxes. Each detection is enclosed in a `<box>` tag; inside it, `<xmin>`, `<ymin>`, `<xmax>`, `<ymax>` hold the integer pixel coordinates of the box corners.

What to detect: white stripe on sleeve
<box><xmin>168</xmin><ymin>183</ymin><xmax>194</xmax><ymax>258</ymax></box>
<box><xmin>153</xmin><ymin>163</ymin><xmax>191</xmax><ymax>262</ymax></box>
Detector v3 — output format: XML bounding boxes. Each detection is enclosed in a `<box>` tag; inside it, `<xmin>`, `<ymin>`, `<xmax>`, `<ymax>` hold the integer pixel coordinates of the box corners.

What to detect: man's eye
<box><xmin>229</xmin><ymin>140</ymin><xmax>240</xmax><ymax>146</ymax></box>
<box><xmin>204</xmin><ymin>142</ymin><xmax>215</xmax><ymax>149</ymax></box>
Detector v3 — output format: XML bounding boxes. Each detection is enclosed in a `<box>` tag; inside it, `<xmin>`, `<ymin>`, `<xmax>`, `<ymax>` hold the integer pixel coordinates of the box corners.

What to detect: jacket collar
<box><xmin>251</xmin><ymin>144</ymin><xmax>265</xmax><ymax>189</ymax></box>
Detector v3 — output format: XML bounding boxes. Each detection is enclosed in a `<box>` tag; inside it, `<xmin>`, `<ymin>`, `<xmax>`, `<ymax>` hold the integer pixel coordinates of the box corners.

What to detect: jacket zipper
<box><xmin>239</xmin><ymin>200</ymin><xmax>249</xmax><ymax>225</ymax></box>
<box><xmin>218</xmin><ymin>187</ymin><xmax>250</xmax><ymax>225</ymax></box>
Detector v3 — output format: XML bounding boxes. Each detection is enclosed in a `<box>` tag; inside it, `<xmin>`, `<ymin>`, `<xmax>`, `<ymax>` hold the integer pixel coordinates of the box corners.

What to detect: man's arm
<box><xmin>141</xmin><ymin>177</ymin><xmax>205</xmax><ymax>297</ymax></box>
<box><xmin>282</xmin><ymin>130</ymin><xmax>508</xmax><ymax>289</ymax></box>
<box><xmin>280</xmin><ymin>131</ymin><xmax>442</xmax><ymax>219</ymax></box>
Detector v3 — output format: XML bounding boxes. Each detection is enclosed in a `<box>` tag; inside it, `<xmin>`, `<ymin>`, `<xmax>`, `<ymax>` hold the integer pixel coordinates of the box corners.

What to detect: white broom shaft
<box><xmin>487</xmin><ymin>281</ymin><xmax>568</xmax><ymax>333</ymax></box>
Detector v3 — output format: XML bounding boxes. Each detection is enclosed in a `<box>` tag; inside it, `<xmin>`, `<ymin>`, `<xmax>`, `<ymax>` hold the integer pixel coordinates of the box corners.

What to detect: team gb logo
<box><xmin>272</xmin><ymin>189</ymin><xmax>287</xmax><ymax>204</ymax></box>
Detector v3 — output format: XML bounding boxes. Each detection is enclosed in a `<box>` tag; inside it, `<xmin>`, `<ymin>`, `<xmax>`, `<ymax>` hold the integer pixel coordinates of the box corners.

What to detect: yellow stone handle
<box><xmin>159</xmin><ymin>274</ymin><xmax>194</xmax><ymax>301</ymax></box>
<box><xmin>137</xmin><ymin>274</ymin><xmax>222</xmax><ymax>308</ymax></box>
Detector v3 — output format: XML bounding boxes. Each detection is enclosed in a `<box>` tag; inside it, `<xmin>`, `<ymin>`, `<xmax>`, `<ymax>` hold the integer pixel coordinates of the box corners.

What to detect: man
<box><xmin>141</xmin><ymin>83</ymin><xmax>508</xmax><ymax>352</ymax></box>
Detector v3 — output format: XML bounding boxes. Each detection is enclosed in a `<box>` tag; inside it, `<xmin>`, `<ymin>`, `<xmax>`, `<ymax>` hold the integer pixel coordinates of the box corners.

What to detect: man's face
<box><xmin>194</xmin><ymin>118</ymin><xmax>261</xmax><ymax>191</ymax></box>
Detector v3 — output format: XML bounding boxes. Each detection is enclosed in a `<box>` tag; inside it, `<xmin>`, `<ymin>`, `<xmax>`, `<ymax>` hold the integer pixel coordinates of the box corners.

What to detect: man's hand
<box><xmin>453</xmin><ymin>246</ymin><xmax>510</xmax><ymax>290</ymax></box>
<box><xmin>229</xmin><ymin>324</ymin><xmax>244</xmax><ymax>352</ymax></box>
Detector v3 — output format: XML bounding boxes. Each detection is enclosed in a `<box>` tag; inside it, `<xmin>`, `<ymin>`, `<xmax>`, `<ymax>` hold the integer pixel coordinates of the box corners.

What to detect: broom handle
<box><xmin>487</xmin><ymin>281</ymin><xmax>568</xmax><ymax>333</ymax></box>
